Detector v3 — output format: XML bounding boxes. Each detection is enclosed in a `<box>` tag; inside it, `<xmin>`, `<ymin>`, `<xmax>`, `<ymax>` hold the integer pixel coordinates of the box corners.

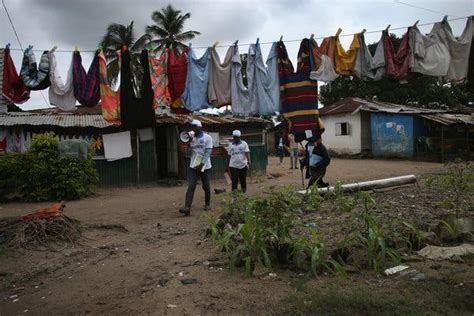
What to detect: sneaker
<box><xmin>204</xmin><ymin>205</ymin><xmax>211</xmax><ymax>211</ymax></box>
<box><xmin>179</xmin><ymin>206</ymin><xmax>190</xmax><ymax>216</ymax></box>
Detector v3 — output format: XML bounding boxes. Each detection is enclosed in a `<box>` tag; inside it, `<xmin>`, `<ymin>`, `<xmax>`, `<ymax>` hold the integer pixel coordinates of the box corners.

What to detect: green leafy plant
<box><xmin>401</xmin><ymin>221</ymin><xmax>435</xmax><ymax>251</ymax></box>
<box><xmin>326</xmin><ymin>181</ymin><xmax>359</xmax><ymax>213</ymax></box>
<box><xmin>303</xmin><ymin>183</ymin><xmax>322</xmax><ymax>213</ymax></box>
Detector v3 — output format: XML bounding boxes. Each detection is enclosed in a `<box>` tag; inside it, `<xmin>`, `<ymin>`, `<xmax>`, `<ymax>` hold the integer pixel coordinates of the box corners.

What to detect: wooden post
<box><xmin>136</xmin><ymin>129</ymin><xmax>140</xmax><ymax>187</ymax></box>
<box><xmin>152</xmin><ymin>126</ymin><xmax>158</xmax><ymax>182</ymax></box>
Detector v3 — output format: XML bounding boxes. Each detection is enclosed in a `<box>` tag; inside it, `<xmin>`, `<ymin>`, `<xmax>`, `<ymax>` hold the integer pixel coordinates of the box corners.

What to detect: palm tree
<box><xmin>100</xmin><ymin>21</ymin><xmax>151</xmax><ymax>86</ymax></box>
<box><xmin>146</xmin><ymin>4</ymin><xmax>200</xmax><ymax>54</ymax></box>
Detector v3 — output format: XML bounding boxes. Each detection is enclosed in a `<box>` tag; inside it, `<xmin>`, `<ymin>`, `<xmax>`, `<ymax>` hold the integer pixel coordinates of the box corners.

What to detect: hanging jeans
<box><xmin>230</xmin><ymin>166</ymin><xmax>248</xmax><ymax>192</ymax></box>
<box><xmin>185</xmin><ymin>167</ymin><xmax>211</xmax><ymax>207</ymax></box>
<box><xmin>308</xmin><ymin>164</ymin><xmax>328</xmax><ymax>188</ymax></box>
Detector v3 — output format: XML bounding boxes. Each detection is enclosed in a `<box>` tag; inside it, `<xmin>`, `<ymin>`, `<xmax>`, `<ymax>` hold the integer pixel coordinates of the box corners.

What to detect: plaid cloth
<box><xmin>73</xmin><ymin>51</ymin><xmax>100</xmax><ymax>107</ymax></box>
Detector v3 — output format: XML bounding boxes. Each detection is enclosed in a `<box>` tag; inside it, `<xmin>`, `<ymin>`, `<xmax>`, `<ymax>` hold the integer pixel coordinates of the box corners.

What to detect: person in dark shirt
<box><xmin>307</xmin><ymin>139</ymin><xmax>330</xmax><ymax>188</ymax></box>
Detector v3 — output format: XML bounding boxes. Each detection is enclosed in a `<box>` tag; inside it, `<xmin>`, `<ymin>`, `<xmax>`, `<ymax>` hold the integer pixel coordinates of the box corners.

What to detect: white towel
<box><xmin>49</xmin><ymin>51</ymin><xmax>77</xmax><ymax>111</ymax></box>
<box><xmin>103</xmin><ymin>131</ymin><xmax>133</xmax><ymax>161</ymax></box>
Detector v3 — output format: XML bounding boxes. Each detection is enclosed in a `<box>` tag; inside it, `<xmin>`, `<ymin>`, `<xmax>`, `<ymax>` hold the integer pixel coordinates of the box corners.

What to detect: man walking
<box><xmin>179</xmin><ymin>119</ymin><xmax>213</xmax><ymax>216</ymax></box>
<box><xmin>307</xmin><ymin>139</ymin><xmax>330</xmax><ymax>188</ymax></box>
<box><xmin>227</xmin><ymin>130</ymin><xmax>251</xmax><ymax>193</ymax></box>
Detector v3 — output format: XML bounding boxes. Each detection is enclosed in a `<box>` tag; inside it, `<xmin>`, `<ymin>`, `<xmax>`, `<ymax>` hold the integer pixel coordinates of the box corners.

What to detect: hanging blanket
<box><xmin>2</xmin><ymin>48</ymin><xmax>30</xmax><ymax>104</ymax></box>
<box><xmin>181</xmin><ymin>46</ymin><xmax>211</xmax><ymax>112</ymax></box>
<box><xmin>168</xmin><ymin>48</ymin><xmax>189</xmax><ymax>114</ymax></box>
<box><xmin>383</xmin><ymin>28</ymin><xmax>412</xmax><ymax>80</ymax></box>
<box><xmin>353</xmin><ymin>33</ymin><xmax>385</xmax><ymax>81</ymax></box>
<box><xmin>20</xmin><ymin>46</ymin><xmax>51</xmax><ymax>90</ymax></box>
<box><xmin>98</xmin><ymin>51</ymin><xmax>120</xmax><ymax>123</ymax></box>
<box><xmin>230</xmin><ymin>45</ymin><xmax>250</xmax><ymax>116</ymax></box>
<box><xmin>310</xmin><ymin>37</ymin><xmax>339</xmax><ymax>83</ymax></box>
<box><xmin>277</xmin><ymin>39</ymin><xmax>321</xmax><ymax>142</ymax></box>
<box><xmin>73</xmin><ymin>51</ymin><xmax>100</xmax><ymax>107</ymax></box>
<box><xmin>334</xmin><ymin>34</ymin><xmax>360</xmax><ymax>75</ymax></box>
<box><xmin>120</xmin><ymin>49</ymin><xmax>155</xmax><ymax>128</ymax></box>
<box><xmin>49</xmin><ymin>51</ymin><xmax>77</xmax><ymax>111</ymax></box>
<box><xmin>208</xmin><ymin>46</ymin><xmax>232</xmax><ymax>107</ymax></box>
<box><xmin>149</xmin><ymin>49</ymin><xmax>171</xmax><ymax>109</ymax></box>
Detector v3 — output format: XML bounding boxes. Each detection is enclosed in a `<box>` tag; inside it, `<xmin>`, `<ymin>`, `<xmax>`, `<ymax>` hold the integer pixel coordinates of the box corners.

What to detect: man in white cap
<box><xmin>179</xmin><ymin>119</ymin><xmax>213</xmax><ymax>216</ymax></box>
<box><xmin>227</xmin><ymin>130</ymin><xmax>251</xmax><ymax>193</ymax></box>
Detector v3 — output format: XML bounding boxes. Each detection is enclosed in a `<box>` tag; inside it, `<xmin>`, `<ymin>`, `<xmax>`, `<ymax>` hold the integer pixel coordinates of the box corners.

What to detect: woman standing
<box><xmin>227</xmin><ymin>130</ymin><xmax>251</xmax><ymax>193</ymax></box>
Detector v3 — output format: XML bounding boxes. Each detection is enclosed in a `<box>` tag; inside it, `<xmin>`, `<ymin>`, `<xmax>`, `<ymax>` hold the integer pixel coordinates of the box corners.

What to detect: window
<box><xmin>335</xmin><ymin>122</ymin><xmax>350</xmax><ymax>136</ymax></box>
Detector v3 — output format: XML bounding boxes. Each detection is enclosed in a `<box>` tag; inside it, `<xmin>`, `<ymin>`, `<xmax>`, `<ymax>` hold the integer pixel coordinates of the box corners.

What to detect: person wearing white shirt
<box><xmin>227</xmin><ymin>130</ymin><xmax>251</xmax><ymax>193</ymax></box>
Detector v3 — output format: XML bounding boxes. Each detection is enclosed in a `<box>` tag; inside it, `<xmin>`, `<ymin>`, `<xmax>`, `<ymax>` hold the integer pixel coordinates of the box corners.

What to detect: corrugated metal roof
<box><xmin>420</xmin><ymin>113</ymin><xmax>474</xmax><ymax>126</ymax></box>
<box><xmin>320</xmin><ymin>97</ymin><xmax>445</xmax><ymax>116</ymax></box>
<box><xmin>0</xmin><ymin>113</ymin><xmax>115</xmax><ymax>128</ymax></box>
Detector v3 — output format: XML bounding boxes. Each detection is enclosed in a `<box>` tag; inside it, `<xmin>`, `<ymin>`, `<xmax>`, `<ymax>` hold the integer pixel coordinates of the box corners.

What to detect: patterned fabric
<box><xmin>2</xmin><ymin>48</ymin><xmax>30</xmax><ymax>104</ymax></box>
<box><xmin>98</xmin><ymin>51</ymin><xmax>120</xmax><ymax>123</ymax></box>
<box><xmin>149</xmin><ymin>49</ymin><xmax>171</xmax><ymax>109</ymax></box>
<box><xmin>73</xmin><ymin>51</ymin><xmax>100</xmax><ymax>107</ymax></box>
<box><xmin>277</xmin><ymin>39</ymin><xmax>321</xmax><ymax>142</ymax></box>
<box><xmin>168</xmin><ymin>48</ymin><xmax>189</xmax><ymax>114</ymax></box>
<box><xmin>383</xmin><ymin>28</ymin><xmax>412</xmax><ymax>80</ymax></box>
<box><xmin>334</xmin><ymin>34</ymin><xmax>360</xmax><ymax>75</ymax></box>
<box><xmin>20</xmin><ymin>47</ymin><xmax>51</xmax><ymax>90</ymax></box>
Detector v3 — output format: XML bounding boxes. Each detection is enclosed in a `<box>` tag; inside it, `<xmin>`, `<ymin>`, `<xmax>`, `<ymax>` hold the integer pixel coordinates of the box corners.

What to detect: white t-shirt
<box><xmin>190</xmin><ymin>132</ymin><xmax>213</xmax><ymax>170</ymax></box>
<box><xmin>228</xmin><ymin>140</ymin><xmax>250</xmax><ymax>169</ymax></box>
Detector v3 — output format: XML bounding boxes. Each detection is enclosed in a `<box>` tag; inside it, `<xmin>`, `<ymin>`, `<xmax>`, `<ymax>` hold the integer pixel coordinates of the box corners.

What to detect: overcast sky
<box><xmin>1</xmin><ymin>0</ymin><xmax>473</xmax><ymax>110</ymax></box>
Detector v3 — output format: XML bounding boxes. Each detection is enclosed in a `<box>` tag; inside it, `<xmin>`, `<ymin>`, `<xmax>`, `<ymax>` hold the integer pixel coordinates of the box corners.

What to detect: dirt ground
<box><xmin>1</xmin><ymin>157</ymin><xmax>467</xmax><ymax>315</ymax></box>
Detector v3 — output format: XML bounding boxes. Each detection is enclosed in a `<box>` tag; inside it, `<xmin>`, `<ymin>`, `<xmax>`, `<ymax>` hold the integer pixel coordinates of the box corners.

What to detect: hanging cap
<box><xmin>232</xmin><ymin>130</ymin><xmax>241</xmax><ymax>137</ymax></box>
<box><xmin>190</xmin><ymin>119</ymin><xmax>202</xmax><ymax>127</ymax></box>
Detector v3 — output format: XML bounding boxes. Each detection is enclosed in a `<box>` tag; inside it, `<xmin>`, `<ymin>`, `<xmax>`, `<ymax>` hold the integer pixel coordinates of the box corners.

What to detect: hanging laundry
<box><xmin>6</xmin><ymin>129</ymin><xmax>26</xmax><ymax>153</ymax></box>
<box><xmin>247</xmin><ymin>42</ymin><xmax>280</xmax><ymax>116</ymax></box>
<box><xmin>409</xmin><ymin>23</ymin><xmax>450</xmax><ymax>77</ymax></box>
<box><xmin>383</xmin><ymin>28</ymin><xmax>412</xmax><ymax>80</ymax></box>
<box><xmin>49</xmin><ymin>51</ymin><xmax>77</xmax><ymax>111</ymax></box>
<box><xmin>437</xmin><ymin>17</ymin><xmax>473</xmax><ymax>82</ymax></box>
<box><xmin>149</xmin><ymin>49</ymin><xmax>171</xmax><ymax>109</ymax></box>
<box><xmin>310</xmin><ymin>37</ymin><xmax>339</xmax><ymax>83</ymax></box>
<box><xmin>102</xmin><ymin>131</ymin><xmax>132</xmax><ymax>161</ymax></box>
<box><xmin>334</xmin><ymin>34</ymin><xmax>360</xmax><ymax>75</ymax></box>
<box><xmin>208</xmin><ymin>46</ymin><xmax>233</xmax><ymax>107</ymax></box>
<box><xmin>120</xmin><ymin>48</ymin><xmax>155</xmax><ymax>128</ymax></box>
<box><xmin>168</xmin><ymin>48</ymin><xmax>189</xmax><ymax>114</ymax></box>
<box><xmin>181</xmin><ymin>46</ymin><xmax>211</xmax><ymax>112</ymax></box>
<box><xmin>468</xmin><ymin>16</ymin><xmax>474</xmax><ymax>91</ymax></box>
<box><xmin>230</xmin><ymin>44</ymin><xmax>250</xmax><ymax>116</ymax></box>
<box><xmin>98</xmin><ymin>51</ymin><xmax>120</xmax><ymax>123</ymax></box>
<box><xmin>353</xmin><ymin>33</ymin><xmax>385</xmax><ymax>81</ymax></box>
<box><xmin>277</xmin><ymin>39</ymin><xmax>321</xmax><ymax>142</ymax></box>
<box><xmin>20</xmin><ymin>46</ymin><xmax>50</xmax><ymax>90</ymax></box>
<box><xmin>0</xmin><ymin>49</ymin><xmax>11</xmax><ymax>114</ymax></box>
<box><xmin>73</xmin><ymin>51</ymin><xmax>100</xmax><ymax>107</ymax></box>
<box><xmin>2</xmin><ymin>48</ymin><xmax>30</xmax><ymax>104</ymax></box>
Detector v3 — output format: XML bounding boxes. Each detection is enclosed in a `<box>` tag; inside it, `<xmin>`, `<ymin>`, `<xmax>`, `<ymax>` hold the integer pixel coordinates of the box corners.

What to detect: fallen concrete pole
<box><xmin>297</xmin><ymin>174</ymin><xmax>417</xmax><ymax>195</ymax></box>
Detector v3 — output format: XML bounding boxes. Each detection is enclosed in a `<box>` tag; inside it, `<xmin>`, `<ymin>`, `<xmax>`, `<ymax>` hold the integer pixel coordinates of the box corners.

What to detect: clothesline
<box><xmin>5</xmin><ymin>16</ymin><xmax>470</xmax><ymax>53</ymax></box>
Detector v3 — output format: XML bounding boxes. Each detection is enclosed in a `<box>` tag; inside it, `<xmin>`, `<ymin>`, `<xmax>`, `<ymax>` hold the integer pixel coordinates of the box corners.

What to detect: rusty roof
<box><xmin>320</xmin><ymin>97</ymin><xmax>445</xmax><ymax>116</ymax></box>
<box><xmin>420</xmin><ymin>113</ymin><xmax>474</xmax><ymax>126</ymax></box>
<box><xmin>155</xmin><ymin>114</ymin><xmax>270</xmax><ymax>126</ymax></box>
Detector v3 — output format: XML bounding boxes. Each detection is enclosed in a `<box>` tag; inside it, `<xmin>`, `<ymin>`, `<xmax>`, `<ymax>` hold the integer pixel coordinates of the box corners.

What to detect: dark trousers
<box><xmin>308</xmin><ymin>164</ymin><xmax>327</xmax><ymax>188</ymax></box>
<box><xmin>230</xmin><ymin>166</ymin><xmax>248</xmax><ymax>192</ymax></box>
<box><xmin>185</xmin><ymin>167</ymin><xmax>211</xmax><ymax>207</ymax></box>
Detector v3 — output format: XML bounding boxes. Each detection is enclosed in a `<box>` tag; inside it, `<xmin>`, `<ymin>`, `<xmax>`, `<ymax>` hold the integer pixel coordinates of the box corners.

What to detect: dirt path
<box><xmin>0</xmin><ymin>158</ymin><xmax>444</xmax><ymax>315</ymax></box>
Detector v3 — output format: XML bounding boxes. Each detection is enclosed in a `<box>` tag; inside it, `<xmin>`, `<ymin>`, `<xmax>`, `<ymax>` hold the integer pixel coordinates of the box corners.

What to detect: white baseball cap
<box><xmin>232</xmin><ymin>130</ymin><xmax>241</xmax><ymax>137</ymax></box>
<box><xmin>190</xmin><ymin>119</ymin><xmax>202</xmax><ymax>127</ymax></box>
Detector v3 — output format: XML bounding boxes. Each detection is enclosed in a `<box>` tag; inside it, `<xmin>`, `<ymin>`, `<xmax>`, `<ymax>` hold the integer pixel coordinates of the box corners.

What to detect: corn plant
<box><xmin>401</xmin><ymin>221</ymin><xmax>434</xmax><ymax>251</ymax></box>
<box><xmin>303</xmin><ymin>183</ymin><xmax>322</xmax><ymax>213</ymax></box>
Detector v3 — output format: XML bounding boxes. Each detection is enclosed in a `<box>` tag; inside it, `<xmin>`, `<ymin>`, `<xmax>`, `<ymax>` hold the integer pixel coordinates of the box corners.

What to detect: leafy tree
<box><xmin>100</xmin><ymin>21</ymin><xmax>151</xmax><ymax>85</ymax></box>
<box><xmin>146</xmin><ymin>4</ymin><xmax>200</xmax><ymax>54</ymax></box>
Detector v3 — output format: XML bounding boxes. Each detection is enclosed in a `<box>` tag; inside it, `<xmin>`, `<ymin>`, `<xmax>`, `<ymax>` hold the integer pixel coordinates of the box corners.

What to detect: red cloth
<box><xmin>383</xmin><ymin>28</ymin><xmax>412</xmax><ymax>81</ymax></box>
<box><xmin>2</xmin><ymin>48</ymin><xmax>30</xmax><ymax>104</ymax></box>
<box><xmin>20</xmin><ymin>203</ymin><xmax>64</xmax><ymax>222</ymax></box>
<box><xmin>167</xmin><ymin>48</ymin><xmax>190</xmax><ymax>114</ymax></box>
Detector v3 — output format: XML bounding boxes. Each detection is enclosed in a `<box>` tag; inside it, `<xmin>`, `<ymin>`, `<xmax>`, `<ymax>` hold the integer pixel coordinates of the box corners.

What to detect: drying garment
<box><xmin>247</xmin><ymin>42</ymin><xmax>280</xmax><ymax>116</ymax></box>
<box><xmin>2</xmin><ymin>48</ymin><xmax>30</xmax><ymax>104</ymax></box>
<box><xmin>149</xmin><ymin>49</ymin><xmax>171</xmax><ymax>109</ymax></box>
<box><xmin>168</xmin><ymin>48</ymin><xmax>189</xmax><ymax>113</ymax></box>
<box><xmin>409</xmin><ymin>24</ymin><xmax>450</xmax><ymax>77</ymax></box>
<box><xmin>98</xmin><ymin>51</ymin><xmax>120</xmax><ymax>123</ymax></box>
<box><xmin>334</xmin><ymin>34</ymin><xmax>360</xmax><ymax>75</ymax></box>
<box><xmin>468</xmin><ymin>17</ymin><xmax>474</xmax><ymax>91</ymax></box>
<box><xmin>310</xmin><ymin>37</ymin><xmax>339</xmax><ymax>83</ymax></box>
<box><xmin>20</xmin><ymin>47</ymin><xmax>50</xmax><ymax>90</ymax></box>
<box><xmin>437</xmin><ymin>17</ymin><xmax>473</xmax><ymax>82</ymax></box>
<box><xmin>0</xmin><ymin>49</ymin><xmax>8</xmax><ymax>114</ymax></box>
<box><xmin>120</xmin><ymin>49</ymin><xmax>155</xmax><ymax>129</ymax></box>
<box><xmin>48</xmin><ymin>51</ymin><xmax>77</xmax><ymax>111</ymax></box>
<box><xmin>353</xmin><ymin>33</ymin><xmax>385</xmax><ymax>81</ymax></box>
<box><xmin>102</xmin><ymin>131</ymin><xmax>132</xmax><ymax>161</ymax></box>
<box><xmin>277</xmin><ymin>39</ymin><xmax>321</xmax><ymax>142</ymax></box>
<box><xmin>208</xmin><ymin>46</ymin><xmax>233</xmax><ymax>107</ymax></box>
<box><xmin>181</xmin><ymin>47</ymin><xmax>211</xmax><ymax>112</ymax></box>
<box><xmin>6</xmin><ymin>129</ymin><xmax>26</xmax><ymax>153</ymax></box>
<box><xmin>230</xmin><ymin>45</ymin><xmax>250</xmax><ymax>116</ymax></box>
<box><xmin>383</xmin><ymin>28</ymin><xmax>412</xmax><ymax>80</ymax></box>
<box><xmin>72</xmin><ymin>51</ymin><xmax>100</xmax><ymax>107</ymax></box>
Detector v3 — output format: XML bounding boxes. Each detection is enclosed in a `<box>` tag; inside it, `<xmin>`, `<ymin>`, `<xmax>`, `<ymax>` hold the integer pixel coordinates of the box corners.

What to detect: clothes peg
<box><xmin>280</xmin><ymin>35</ymin><xmax>283</xmax><ymax>42</ymax></box>
<box><xmin>256</xmin><ymin>38</ymin><xmax>259</xmax><ymax>44</ymax></box>
<box><xmin>413</xmin><ymin>20</ymin><xmax>419</xmax><ymax>27</ymax></box>
<box><xmin>310</xmin><ymin>34</ymin><xmax>315</xmax><ymax>40</ymax></box>
<box><xmin>385</xmin><ymin>24</ymin><xmax>391</xmax><ymax>32</ymax></box>
<box><xmin>335</xmin><ymin>28</ymin><xmax>342</xmax><ymax>37</ymax></box>
<box><xmin>122</xmin><ymin>45</ymin><xmax>128</xmax><ymax>51</ymax></box>
<box><xmin>234</xmin><ymin>40</ymin><xmax>239</xmax><ymax>46</ymax></box>
<box><xmin>189</xmin><ymin>42</ymin><xmax>192</xmax><ymax>48</ymax></box>
<box><xmin>97</xmin><ymin>44</ymin><xmax>103</xmax><ymax>51</ymax></box>
<box><xmin>74</xmin><ymin>45</ymin><xmax>79</xmax><ymax>52</ymax></box>
<box><xmin>442</xmin><ymin>15</ymin><xmax>448</xmax><ymax>22</ymax></box>
<box><xmin>5</xmin><ymin>43</ymin><xmax>10</xmax><ymax>49</ymax></box>
<box><xmin>51</xmin><ymin>46</ymin><xmax>58</xmax><ymax>52</ymax></box>
<box><xmin>212</xmin><ymin>41</ymin><xmax>219</xmax><ymax>48</ymax></box>
<box><xmin>361</xmin><ymin>29</ymin><xmax>366</xmax><ymax>34</ymax></box>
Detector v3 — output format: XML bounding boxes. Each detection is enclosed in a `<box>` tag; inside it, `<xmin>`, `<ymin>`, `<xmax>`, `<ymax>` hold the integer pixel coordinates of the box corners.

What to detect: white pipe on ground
<box><xmin>297</xmin><ymin>175</ymin><xmax>417</xmax><ymax>195</ymax></box>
